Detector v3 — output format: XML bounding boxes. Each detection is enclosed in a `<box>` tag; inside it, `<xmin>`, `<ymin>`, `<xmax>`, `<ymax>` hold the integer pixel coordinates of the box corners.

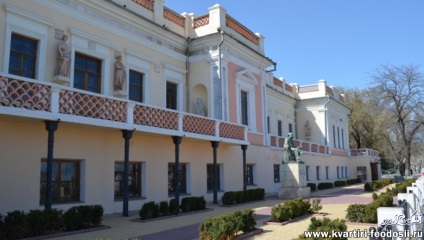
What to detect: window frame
<box><xmin>245</xmin><ymin>164</ymin><xmax>255</xmax><ymax>185</ymax></box>
<box><xmin>168</xmin><ymin>163</ymin><xmax>187</xmax><ymax>194</ymax></box>
<box><xmin>3</xmin><ymin>7</ymin><xmax>51</xmax><ymax>81</ymax></box>
<box><xmin>40</xmin><ymin>159</ymin><xmax>80</xmax><ymax>204</ymax></box>
<box><xmin>306</xmin><ymin>165</ymin><xmax>311</xmax><ymax>181</ymax></box>
<box><xmin>9</xmin><ymin>33</ymin><xmax>38</xmax><ymax>79</ymax></box>
<box><xmin>129</xmin><ymin>69</ymin><xmax>144</xmax><ymax>103</ymax></box>
<box><xmin>240</xmin><ymin>90</ymin><xmax>249</xmax><ymax>126</ymax></box>
<box><xmin>114</xmin><ymin>161</ymin><xmax>142</xmax><ymax>199</ymax></box>
<box><xmin>277</xmin><ymin>120</ymin><xmax>283</xmax><ymax>137</ymax></box>
<box><xmin>166</xmin><ymin>81</ymin><xmax>178</xmax><ymax>110</ymax></box>
<box><xmin>273</xmin><ymin>164</ymin><xmax>280</xmax><ymax>183</ymax></box>
<box><xmin>73</xmin><ymin>52</ymin><xmax>102</xmax><ymax>93</ymax></box>
<box><xmin>207</xmin><ymin>164</ymin><xmax>221</xmax><ymax>192</ymax></box>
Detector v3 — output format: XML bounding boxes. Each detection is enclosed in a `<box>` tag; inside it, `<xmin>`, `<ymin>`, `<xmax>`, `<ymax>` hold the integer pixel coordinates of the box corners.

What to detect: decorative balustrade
<box><xmin>0</xmin><ymin>76</ymin><xmax>51</xmax><ymax>111</ymax></box>
<box><xmin>193</xmin><ymin>14</ymin><xmax>209</xmax><ymax>28</ymax></box>
<box><xmin>272</xmin><ymin>77</ymin><xmax>283</xmax><ymax>87</ymax></box>
<box><xmin>132</xmin><ymin>0</ymin><xmax>154</xmax><ymax>11</ymax></box>
<box><xmin>269</xmin><ymin>135</ymin><xmax>330</xmax><ymax>155</ymax></box>
<box><xmin>163</xmin><ymin>7</ymin><xmax>185</xmax><ymax>27</ymax></box>
<box><xmin>226</xmin><ymin>15</ymin><xmax>259</xmax><ymax>45</ymax></box>
<box><xmin>326</xmin><ymin>86</ymin><xmax>334</xmax><ymax>95</ymax></box>
<box><xmin>350</xmin><ymin>148</ymin><xmax>380</xmax><ymax>157</ymax></box>
<box><xmin>298</xmin><ymin>84</ymin><xmax>319</xmax><ymax>93</ymax></box>
<box><xmin>60</xmin><ymin>90</ymin><xmax>127</xmax><ymax>122</ymax></box>
<box><xmin>331</xmin><ymin>148</ymin><xmax>348</xmax><ymax>157</ymax></box>
<box><xmin>0</xmin><ymin>74</ymin><xmax>247</xmax><ymax>142</ymax></box>
<box><xmin>133</xmin><ymin>105</ymin><xmax>178</xmax><ymax>130</ymax></box>
<box><xmin>183</xmin><ymin>115</ymin><xmax>215</xmax><ymax>136</ymax></box>
<box><xmin>285</xmin><ymin>84</ymin><xmax>293</xmax><ymax>93</ymax></box>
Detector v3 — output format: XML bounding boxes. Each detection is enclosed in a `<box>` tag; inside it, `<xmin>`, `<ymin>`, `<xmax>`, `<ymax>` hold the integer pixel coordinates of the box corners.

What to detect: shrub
<box><xmin>1</xmin><ymin>210</ymin><xmax>29</xmax><ymax>239</ymax></box>
<box><xmin>199</xmin><ymin>210</ymin><xmax>256</xmax><ymax>239</ymax></box>
<box><xmin>310</xmin><ymin>198</ymin><xmax>322</xmax><ymax>213</ymax></box>
<box><xmin>393</xmin><ymin>178</ymin><xmax>416</xmax><ymax>195</ymax></box>
<box><xmin>63</xmin><ymin>205</ymin><xmax>101</xmax><ymax>230</ymax></box>
<box><xmin>346</xmin><ymin>191</ymin><xmax>393</xmax><ymax>223</ymax></box>
<box><xmin>159</xmin><ymin>201</ymin><xmax>169</xmax><ymax>216</ymax></box>
<box><xmin>26</xmin><ymin>208</ymin><xmax>63</xmax><ymax>236</ymax></box>
<box><xmin>139</xmin><ymin>201</ymin><xmax>159</xmax><ymax>219</ymax></box>
<box><xmin>294</xmin><ymin>217</ymin><xmax>347</xmax><ymax>240</ymax></box>
<box><xmin>222</xmin><ymin>191</ymin><xmax>235</xmax><ymax>205</ymax></box>
<box><xmin>317</xmin><ymin>182</ymin><xmax>333</xmax><ymax>190</ymax></box>
<box><xmin>181</xmin><ymin>197</ymin><xmax>193</xmax><ymax>212</ymax></box>
<box><xmin>169</xmin><ymin>198</ymin><xmax>179</xmax><ymax>215</ymax></box>
<box><xmin>91</xmin><ymin>205</ymin><xmax>104</xmax><ymax>226</ymax></box>
<box><xmin>221</xmin><ymin>188</ymin><xmax>265</xmax><ymax>205</ymax></box>
<box><xmin>346</xmin><ymin>179</ymin><xmax>358</xmax><ymax>185</ymax></box>
<box><xmin>271</xmin><ymin>198</ymin><xmax>310</xmax><ymax>222</ymax></box>
<box><xmin>194</xmin><ymin>196</ymin><xmax>206</xmax><ymax>211</ymax></box>
<box><xmin>334</xmin><ymin>180</ymin><xmax>346</xmax><ymax>187</ymax></box>
<box><xmin>364</xmin><ymin>178</ymin><xmax>395</xmax><ymax>192</ymax></box>
<box><xmin>307</xmin><ymin>183</ymin><xmax>316</xmax><ymax>191</ymax></box>
<box><xmin>371</xmin><ymin>192</ymin><xmax>378</xmax><ymax>200</ymax></box>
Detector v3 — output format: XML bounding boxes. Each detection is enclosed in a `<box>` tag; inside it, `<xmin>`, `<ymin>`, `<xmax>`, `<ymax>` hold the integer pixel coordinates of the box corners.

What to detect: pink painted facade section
<box><xmin>227</xmin><ymin>62</ymin><xmax>243</xmax><ymax>123</ymax></box>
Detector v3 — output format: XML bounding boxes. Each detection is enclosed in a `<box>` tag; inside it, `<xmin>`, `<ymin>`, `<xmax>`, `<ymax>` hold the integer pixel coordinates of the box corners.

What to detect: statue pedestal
<box><xmin>278</xmin><ymin>162</ymin><xmax>310</xmax><ymax>199</ymax></box>
<box><xmin>52</xmin><ymin>75</ymin><xmax>70</xmax><ymax>85</ymax></box>
<box><xmin>113</xmin><ymin>90</ymin><xmax>128</xmax><ymax>98</ymax></box>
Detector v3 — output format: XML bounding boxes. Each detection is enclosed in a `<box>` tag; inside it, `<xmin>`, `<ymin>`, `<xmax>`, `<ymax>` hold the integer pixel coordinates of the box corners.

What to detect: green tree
<box><xmin>371</xmin><ymin>64</ymin><xmax>424</xmax><ymax>176</ymax></box>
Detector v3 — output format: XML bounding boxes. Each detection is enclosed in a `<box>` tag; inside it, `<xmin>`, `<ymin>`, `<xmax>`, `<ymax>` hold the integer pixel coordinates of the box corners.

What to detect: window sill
<box><xmin>168</xmin><ymin>193</ymin><xmax>191</xmax><ymax>198</ymax></box>
<box><xmin>206</xmin><ymin>190</ymin><xmax>224</xmax><ymax>193</ymax></box>
<box><xmin>39</xmin><ymin>201</ymin><xmax>84</xmax><ymax>206</ymax></box>
<box><xmin>114</xmin><ymin>197</ymin><xmax>145</xmax><ymax>202</ymax></box>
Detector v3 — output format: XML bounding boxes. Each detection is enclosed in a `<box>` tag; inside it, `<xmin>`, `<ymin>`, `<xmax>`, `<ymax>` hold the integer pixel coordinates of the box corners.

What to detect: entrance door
<box><xmin>370</xmin><ymin>163</ymin><xmax>378</xmax><ymax>181</ymax></box>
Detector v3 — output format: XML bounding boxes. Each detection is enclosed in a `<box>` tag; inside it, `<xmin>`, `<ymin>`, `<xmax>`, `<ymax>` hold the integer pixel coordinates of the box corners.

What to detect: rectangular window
<box><xmin>333</xmin><ymin>125</ymin><xmax>336</xmax><ymax>148</ymax></box>
<box><xmin>326</xmin><ymin>166</ymin><xmax>330</xmax><ymax>180</ymax></box>
<box><xmin>207</xmin><ymin>164</ymin><xmax>221</xmax><ymax>192</ymax></box>
<box><xmin>129</xmin><ymin>70</ymin><xmax>144</xmax><ymax>102</ymax></box>
<box><xmin>40</xmin><ymin>160</ymin><xmax>80</xmax><ymax>204</ymax></box>
<box><xmin>345</xmin><ymin>166</ymin><xmax>349</xmax><ymax>178</ymax></box>
<box><xmin>337</xmin><ymin>127</ymin><xmax>340</xmax><ymax>149</ymax></box>
<box><xmin>277</xmin><ymin>120</ymin><xmax>283</xmax><ymax>136</ymax></box>
<box><xmin>166</xmin><ymin>81</ymin><xmax>178</xmax><ymax>110</ymax></box>
<box><xmin>342</xmin><ymin>129</ymin><xmax>345</xmax><ymax>149</ymax></box>
<box><xmin>241</xmin><ymin>91</ymin><xmax>248</xmax><ymax>125</ymax></box>
<box><xmin>289</xmin><ymin>123</ymin><xmax>293</xmax><ymax>134</ymax></box>
<box><xmin>337</xmin><ymin>166</ymin><xmax>340</xmax><ymax>179</ymax></box>
<box><xmin>306</xmin><ymin>165</ymin><xmax>310</xmax><ymax>181</ymax></box>
<box><xmin>316</xmin><ymin>166</ymin><xmax>321</xmax><ymax>180</ymax></box>
<box><xmin>246</xmin><ymin>164</ymin><xmax>254</xmax><ymax>185</ymax></box>
<box><xmin>267</xmin><ymin>116</ymin><xmax>271</xmax><ymax>134</ymax></box>
<box><xmin>114</xmin><ymin>162</ymin><xmax>142</xmax><ymax>199</ymax></box>
<box><xmin>74</xmin><ymin>53</ymin><xmax>102</xmax><ymax>93</ymax></box>
<box><xmin>273</xmin><ymin>164</ymin><xmax>280</xmax><ymax>182</ymax></box>
<box><xmin>168</xmin><ymin>163</ymin><xmax>186</xmax><ymax>194</ymax></box>
<box><xmin>9</xmin><ymin>33</ymin><xmax>38</xmax><ymax>79</ymax></box>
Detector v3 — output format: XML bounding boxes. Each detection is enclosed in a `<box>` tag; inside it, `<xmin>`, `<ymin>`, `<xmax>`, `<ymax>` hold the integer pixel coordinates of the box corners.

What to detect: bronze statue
<box><xmin>282</xmin><ymin>133</ymin><xmax>302</xmax><ymax>163</ymax></box>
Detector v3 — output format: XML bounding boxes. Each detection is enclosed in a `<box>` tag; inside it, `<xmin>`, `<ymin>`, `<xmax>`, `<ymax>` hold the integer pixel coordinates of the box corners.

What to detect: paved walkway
<box><xmin>52</xmin><ymin>184</ymin><xmax>381</xmax><ymax>240</ymax></box>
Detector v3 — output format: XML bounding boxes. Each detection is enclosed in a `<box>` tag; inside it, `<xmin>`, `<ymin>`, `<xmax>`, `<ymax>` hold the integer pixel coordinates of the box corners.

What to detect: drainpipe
<box><xmin>185</xmin><ymin>37</ymin><xmax>192</xmax><ymax>112</ymax></box>
<box><xmin>324</xmin><ymin>94</ymin><xmax>330</xmax><ymax>146</ymax></box>
<box><xmin>218</xmin><ymin>28</ymin><xmax>224</xmax><ymax>120</ymax></box>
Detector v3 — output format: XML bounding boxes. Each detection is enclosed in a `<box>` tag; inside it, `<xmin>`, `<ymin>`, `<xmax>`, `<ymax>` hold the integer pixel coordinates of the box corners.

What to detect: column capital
<box><xmin>121</xmin><ymin>129</ymin><xmax>134</xmax><ymax>139</ymax></box>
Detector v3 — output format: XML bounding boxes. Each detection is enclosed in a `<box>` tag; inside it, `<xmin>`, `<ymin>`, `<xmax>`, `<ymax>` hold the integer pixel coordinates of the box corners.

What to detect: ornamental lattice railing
<box><xmin>0</xmin><ymin>76</ymin><xmax>51</xmax><ymax>111</ymax></box>
<box><xmin>0</xmin><ymin>75</ymin><xmax>247</xmax><ymax>142</ymax></box>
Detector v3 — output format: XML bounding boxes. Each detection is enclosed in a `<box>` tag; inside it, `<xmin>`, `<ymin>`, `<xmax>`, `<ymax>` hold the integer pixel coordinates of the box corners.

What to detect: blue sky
<box><xmin>164</xmin><ymin>1</ymin><xmax>424</xmax><ymax>89</ymax></box>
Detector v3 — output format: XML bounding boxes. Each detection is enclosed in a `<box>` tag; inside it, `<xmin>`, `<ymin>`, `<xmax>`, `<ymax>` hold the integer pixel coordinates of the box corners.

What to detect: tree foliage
<box><xmin>346</xmin><ymin>64</ymin><xmax>424</xmax><ymax>175</ymax></box>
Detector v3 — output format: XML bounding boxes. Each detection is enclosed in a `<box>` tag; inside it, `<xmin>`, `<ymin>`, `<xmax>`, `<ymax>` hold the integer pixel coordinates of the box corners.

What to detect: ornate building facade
<box><xmin>0</xmin><ymin>0</ymin><xmax>380</xmax><ymax>215</ymax></box>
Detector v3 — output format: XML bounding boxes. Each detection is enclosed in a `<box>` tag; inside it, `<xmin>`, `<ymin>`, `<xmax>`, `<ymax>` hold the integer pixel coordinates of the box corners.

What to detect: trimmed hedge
<box><xmin>346</xmin><ymin>191</ymin><xmax>393</xmax><ymax>223</ymax></box>
<box><xmin>0</xmin><ymin>205</ymin><xmax>103</xmax><ymax>239</ymax></box>
<box><xmin>317</xmin><ymin>182</ymin><xmax>333</xmax><ymax>190</ymax></box>
<box><xmin>307</xmin><ymin>183</ymin><xmax>316</xmax><ymax>191</ymax></box>
<box><xmin>139</xmin><ymin>196</ymin><xmax>206</xmax><ymax>219</ymax></box>
<box><xmin>294</xmin><ymin>217</ymin><xmax>347</xmax><ymax>240</ymax></box>
<box><xmin>221</xmin><ymin>188</ymin><xmax>265</xmax><ymax>205</ymax></box>
<box><xmin>346</xmin><ymin>179</ymin><xmax>359</xmax><ymax>185</ymax></box>
<box><xmin>388</xmin><ymin>178</ymin><xmax>416</xmax><ymax>196</ymax></box>
<box><xmin>334</xmin><ymin>180</ymin><xmax>346</xmax><ymax>187</ymax></box>
<box><xmin>364</xmin><ymin>178</ymin><xmax>394</xmax><ymax>192</ymax></box>
<box><xmin>271</xmin><ymin>198</ymin><xmax>311</xmax><ymax>222</ymax></box>
<box><xmin>199</xmin><ymin>209</ymin><xmax>256</xmax><ymax>239</ymax></box>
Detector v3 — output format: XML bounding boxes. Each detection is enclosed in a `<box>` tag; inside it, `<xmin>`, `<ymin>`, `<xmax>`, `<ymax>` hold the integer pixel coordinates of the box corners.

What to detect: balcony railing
<box><xmin>350</xmin><ymin>148</ymin><xmax>380</xmax><ymax>157</ymax></box>
<box><xmin>0</xmin><ymin>74</ymin><xmax>247</xmax><ymax>143</ymax></box>
<box><xmin>269</xmin><ymin>135</ymin><xmax>330</xmax><ymax>155</ymax></box>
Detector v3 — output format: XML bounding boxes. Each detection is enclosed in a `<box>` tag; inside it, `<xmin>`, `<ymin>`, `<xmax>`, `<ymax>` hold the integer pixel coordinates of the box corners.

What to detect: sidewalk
<box><xmin>52</xmin><ymin>184</ymin><xmax>375</xmax><ymax>240</ymax></box>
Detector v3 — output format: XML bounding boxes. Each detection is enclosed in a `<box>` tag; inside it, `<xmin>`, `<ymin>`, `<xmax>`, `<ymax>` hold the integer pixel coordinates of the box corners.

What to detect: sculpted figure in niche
<box><xmin>55</xmin><ymin>35</ymin><xmax>71</xmax><ymax>76</ymax></box>
<box><xmin>195</xmin><ymin>98</ymin><xmax>205</xmax><ymax>116</ymax></box>
<box><xmin>114</xmin><ymin>55</ymin><xmax>126</xmax><ymax>91</ymax></box>
<box><xmin>305</xmin><ymin>120</ymin><xmax>311</xmax><ymax>138</ymax></box>
<box><xmin>282</xmin><ymin>132</ymin><xmax>302</xmax><ymax>164</ymax></box>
